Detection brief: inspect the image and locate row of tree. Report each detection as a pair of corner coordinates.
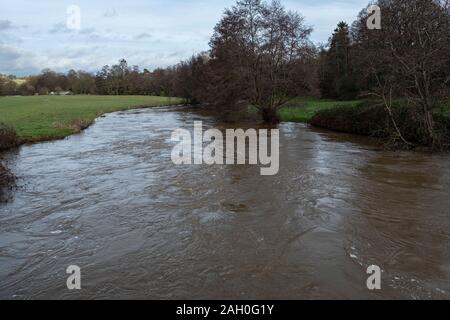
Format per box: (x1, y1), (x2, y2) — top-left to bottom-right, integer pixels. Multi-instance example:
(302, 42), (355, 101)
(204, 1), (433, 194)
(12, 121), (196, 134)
(1, 64), (177, 97)
(319, 0), (450, 145)
(0, 76), (20, 96)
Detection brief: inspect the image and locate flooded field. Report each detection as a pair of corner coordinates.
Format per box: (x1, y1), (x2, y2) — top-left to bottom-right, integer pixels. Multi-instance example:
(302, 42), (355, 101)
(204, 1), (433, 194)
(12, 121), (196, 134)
(1, 106), (449, 299)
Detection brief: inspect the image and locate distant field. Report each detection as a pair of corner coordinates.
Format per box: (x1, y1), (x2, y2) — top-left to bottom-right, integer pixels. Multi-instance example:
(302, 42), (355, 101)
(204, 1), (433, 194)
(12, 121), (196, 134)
(13, 78), (26, 85)
(0, 77), (26, 85)
(279, 97), (360, 123)
(0, 95), (182, 143)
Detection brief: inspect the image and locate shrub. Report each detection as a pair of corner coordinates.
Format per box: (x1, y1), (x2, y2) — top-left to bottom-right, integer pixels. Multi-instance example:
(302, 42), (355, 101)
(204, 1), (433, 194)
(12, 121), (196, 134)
(310, 101), (450, 149)
(0, 123), (19, 151)
(0, 162), (15, 203)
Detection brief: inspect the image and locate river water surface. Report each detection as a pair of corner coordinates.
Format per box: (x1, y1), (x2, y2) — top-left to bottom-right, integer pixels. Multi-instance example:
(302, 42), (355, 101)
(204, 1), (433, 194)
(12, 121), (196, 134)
(1, 106), (450, 299)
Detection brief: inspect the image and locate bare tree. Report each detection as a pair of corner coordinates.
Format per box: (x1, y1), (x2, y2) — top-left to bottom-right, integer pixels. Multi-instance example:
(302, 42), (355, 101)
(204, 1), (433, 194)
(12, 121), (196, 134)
(352, 0), (450, 147)
(209, 0), (314, 122)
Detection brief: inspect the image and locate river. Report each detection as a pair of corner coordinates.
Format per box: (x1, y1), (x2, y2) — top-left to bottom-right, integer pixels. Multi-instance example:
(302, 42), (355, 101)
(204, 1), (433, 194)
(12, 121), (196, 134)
(1, 106), (449, 299)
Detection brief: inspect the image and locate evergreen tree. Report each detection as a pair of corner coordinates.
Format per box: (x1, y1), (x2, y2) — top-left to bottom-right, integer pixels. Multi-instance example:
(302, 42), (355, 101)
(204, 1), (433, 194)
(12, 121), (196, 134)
(319, 22), (358, 100)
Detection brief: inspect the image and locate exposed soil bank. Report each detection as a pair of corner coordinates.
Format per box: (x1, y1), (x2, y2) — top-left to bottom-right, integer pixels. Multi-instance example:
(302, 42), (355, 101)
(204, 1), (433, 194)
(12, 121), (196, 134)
(310, 102), (450, 151)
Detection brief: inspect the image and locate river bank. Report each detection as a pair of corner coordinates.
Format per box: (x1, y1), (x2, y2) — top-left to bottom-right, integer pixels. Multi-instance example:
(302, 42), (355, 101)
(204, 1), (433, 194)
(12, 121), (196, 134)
(0, 160), (15, 203)
(0, 95), (182, 147)
(1, 106), (449, 299)
(309, 101), (450, 151)
(0, 96), (183, 200)
(2, 96), (449, 153)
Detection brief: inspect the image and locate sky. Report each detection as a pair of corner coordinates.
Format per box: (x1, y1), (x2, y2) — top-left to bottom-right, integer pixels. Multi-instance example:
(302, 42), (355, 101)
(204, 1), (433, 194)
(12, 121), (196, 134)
(0, 0), (368, 76)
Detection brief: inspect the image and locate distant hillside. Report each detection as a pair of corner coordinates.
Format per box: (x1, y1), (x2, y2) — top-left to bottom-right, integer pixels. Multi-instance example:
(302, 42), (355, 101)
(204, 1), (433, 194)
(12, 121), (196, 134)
(0, 76), (27, 85)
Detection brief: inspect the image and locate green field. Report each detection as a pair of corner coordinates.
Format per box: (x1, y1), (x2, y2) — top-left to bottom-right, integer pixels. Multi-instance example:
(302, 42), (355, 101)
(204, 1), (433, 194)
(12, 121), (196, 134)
(279, 97), (361, 123)
(0, 95), (182, 143)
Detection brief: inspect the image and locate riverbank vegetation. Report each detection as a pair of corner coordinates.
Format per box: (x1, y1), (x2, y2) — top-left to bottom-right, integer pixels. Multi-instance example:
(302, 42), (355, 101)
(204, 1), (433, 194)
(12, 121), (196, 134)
(0, 123), (19, 152)
(310, 101), (450, 149)
(0, 161), (15, 203)
(0, 95), (181, 144)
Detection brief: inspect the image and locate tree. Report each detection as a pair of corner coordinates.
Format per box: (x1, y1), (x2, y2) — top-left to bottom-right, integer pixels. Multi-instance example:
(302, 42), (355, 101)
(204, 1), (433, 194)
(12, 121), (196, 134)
(172, 53), (212, 104)
(28, 69), (69, 94)
(95, 66), (111, 95)
(18, 82), (36, 96)
(209, 0), (314, 122)
(0, 77), (4, 96)
(352, 0), (450, 147)
(0, 76), (18, 96)
(70, 71), (96, 94)
(319, 22), (358, 100)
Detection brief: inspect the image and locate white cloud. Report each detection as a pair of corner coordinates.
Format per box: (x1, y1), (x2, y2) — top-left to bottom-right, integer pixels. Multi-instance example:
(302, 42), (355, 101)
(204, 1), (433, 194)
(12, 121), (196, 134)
(104, 8), (118, 18)
(1, 0), (370, 76)
(0, 20), (13, 31)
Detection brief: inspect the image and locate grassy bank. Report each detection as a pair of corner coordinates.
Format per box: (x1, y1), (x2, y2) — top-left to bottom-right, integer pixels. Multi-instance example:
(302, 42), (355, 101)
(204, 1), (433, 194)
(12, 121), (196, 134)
(279, 97), (360, 123)
(0, 95), (182, 144)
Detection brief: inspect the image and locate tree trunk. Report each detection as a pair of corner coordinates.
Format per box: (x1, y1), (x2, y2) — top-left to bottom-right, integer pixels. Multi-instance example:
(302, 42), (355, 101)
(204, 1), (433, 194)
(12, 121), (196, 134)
(260, 108), (280, 123)
(423, 108), (435, 147)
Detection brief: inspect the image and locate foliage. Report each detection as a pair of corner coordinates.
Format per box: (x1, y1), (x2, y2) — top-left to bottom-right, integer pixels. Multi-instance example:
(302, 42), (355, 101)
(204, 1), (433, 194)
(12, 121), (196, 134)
(0, 123), (19, 151)
(319, 22), (359, 100)
(311, 101), (450, 149)
(208, 0), (316, 122)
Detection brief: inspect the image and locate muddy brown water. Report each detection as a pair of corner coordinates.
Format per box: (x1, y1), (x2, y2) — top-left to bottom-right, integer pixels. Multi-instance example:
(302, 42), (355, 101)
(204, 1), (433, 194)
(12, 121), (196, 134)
(0, 106), (449, 299)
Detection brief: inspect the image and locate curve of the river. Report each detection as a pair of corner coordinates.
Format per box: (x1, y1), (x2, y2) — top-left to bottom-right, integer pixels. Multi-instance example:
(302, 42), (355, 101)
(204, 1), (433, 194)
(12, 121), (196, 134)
(1, 106), (449, 299)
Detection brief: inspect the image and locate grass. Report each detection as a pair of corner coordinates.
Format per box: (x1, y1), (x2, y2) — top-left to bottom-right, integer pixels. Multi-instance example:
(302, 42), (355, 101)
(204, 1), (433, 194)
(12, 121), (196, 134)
(279, 97), (361, 123)
(0, 95), (182, 143)
(13, 79), (26, 85)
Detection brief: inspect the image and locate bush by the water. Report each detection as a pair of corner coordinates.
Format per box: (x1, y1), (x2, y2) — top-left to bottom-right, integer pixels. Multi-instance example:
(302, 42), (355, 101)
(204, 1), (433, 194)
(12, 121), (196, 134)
(310, 101), (450, 149)
(0, 123), (19, 151)
(0, 162), (15, 203)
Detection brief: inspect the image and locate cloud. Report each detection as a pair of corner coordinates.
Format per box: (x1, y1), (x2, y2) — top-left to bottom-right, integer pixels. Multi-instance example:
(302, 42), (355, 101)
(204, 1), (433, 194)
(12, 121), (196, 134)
(0, 43), (100, 75)
(104, 8), (118, 18)
(134, 33), (152, 40)
(0, 43), (39, 74)
(80, 27), (96, 35)
(49, 22), (72, 34)
(2, 0), (370, 76)
(0, 20), (13, 31)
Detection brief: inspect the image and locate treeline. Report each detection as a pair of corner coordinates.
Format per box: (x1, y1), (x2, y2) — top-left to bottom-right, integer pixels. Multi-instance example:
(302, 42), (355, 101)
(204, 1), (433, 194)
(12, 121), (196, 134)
(0, 62), (184, 97)
(319, 1), (450, 102)
(0, 57), (215, 99)
(317, 0), (450, 147)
